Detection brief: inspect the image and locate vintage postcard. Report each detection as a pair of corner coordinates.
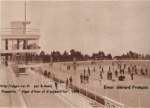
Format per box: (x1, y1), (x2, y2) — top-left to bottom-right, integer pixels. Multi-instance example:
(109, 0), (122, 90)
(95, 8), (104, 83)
(0, 0), (150, 108)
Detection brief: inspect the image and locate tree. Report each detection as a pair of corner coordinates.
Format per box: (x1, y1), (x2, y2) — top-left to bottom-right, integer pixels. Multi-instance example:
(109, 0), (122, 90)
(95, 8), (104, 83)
(107, 54), (112, 59)
(62, 51), (69, 61)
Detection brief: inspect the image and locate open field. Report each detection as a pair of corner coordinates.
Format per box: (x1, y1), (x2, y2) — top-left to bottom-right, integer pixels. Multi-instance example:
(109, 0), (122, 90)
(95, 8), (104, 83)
(40, 60), (150, 108)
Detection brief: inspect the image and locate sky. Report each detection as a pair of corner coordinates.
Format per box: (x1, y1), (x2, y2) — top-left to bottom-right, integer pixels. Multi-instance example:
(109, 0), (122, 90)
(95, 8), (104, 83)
(1, 0), (150, 56)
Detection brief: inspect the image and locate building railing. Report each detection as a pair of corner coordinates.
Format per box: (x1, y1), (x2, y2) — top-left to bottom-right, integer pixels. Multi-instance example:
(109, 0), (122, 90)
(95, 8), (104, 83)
(0, 28), (40, 35)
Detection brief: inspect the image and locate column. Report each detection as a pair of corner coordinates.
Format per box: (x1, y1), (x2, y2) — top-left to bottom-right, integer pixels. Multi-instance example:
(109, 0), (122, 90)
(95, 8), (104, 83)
(5, 39), (8, 50)
(23, 40), (27, 49)
(17, 40), (20, 49)
(5, 40), (8, 66)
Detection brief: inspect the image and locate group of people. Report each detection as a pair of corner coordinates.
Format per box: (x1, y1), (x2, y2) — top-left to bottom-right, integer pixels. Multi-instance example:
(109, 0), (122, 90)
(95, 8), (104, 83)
(79, 62), (149, 84)
(42, 62), (149, 90)
(111, 63), (149, 81)
(43, 70), (51, 78)
(80, 69), (90, 84)
(79, 66), (104, 84)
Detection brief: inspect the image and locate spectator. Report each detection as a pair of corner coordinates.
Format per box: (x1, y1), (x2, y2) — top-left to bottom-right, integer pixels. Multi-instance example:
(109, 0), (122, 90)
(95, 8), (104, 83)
(115, 70), (118, 77)
(145, 68), (148, 76)
(88, 67), (90, 76)
(66, 78), (69, 89)
(130, 73), (134, 80)
(69, 76), (72, 86)
(55, 82), (58, 89)
(80, 73), (83, 84)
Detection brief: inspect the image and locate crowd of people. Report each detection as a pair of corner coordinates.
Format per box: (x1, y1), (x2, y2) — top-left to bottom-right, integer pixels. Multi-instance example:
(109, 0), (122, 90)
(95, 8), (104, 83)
(78, 62), (149, 85)
(42, 61), (149, 90)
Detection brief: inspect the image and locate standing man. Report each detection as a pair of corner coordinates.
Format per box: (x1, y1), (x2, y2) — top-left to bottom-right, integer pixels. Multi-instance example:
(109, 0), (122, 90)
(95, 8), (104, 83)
(88, 67), (90, 76)
(66, 78), (69, 89)
(80, 73), (83, 84)
(115, 70), (118, 77)
(93, 66), (96, 72)
(55, 81), (58, 89)
(99, 71), (103, 79)
(131, 73), (134, 80)
(145, 68), (148, 76)
(69, 76), (73, 86)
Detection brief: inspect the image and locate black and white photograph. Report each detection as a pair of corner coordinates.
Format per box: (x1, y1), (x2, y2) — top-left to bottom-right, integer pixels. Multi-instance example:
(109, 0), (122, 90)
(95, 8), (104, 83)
(0, 0), (150, 108)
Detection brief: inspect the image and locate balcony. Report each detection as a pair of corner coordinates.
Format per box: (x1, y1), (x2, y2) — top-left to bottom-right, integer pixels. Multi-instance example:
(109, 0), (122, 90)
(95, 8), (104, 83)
(1, 28), (40, 40)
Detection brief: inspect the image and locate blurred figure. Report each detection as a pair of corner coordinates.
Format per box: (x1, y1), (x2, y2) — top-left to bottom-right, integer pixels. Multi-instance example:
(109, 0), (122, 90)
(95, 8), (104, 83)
(87, 74), (89, 83)
(128, 67), (131, 74)
(99, 65), (101, 69)
(47, 71), (51, 78)
(99, 71), (103, 79)
(84, 68), (86, 76)
(130, 72), (134, 80)
(55, 81), (58, 89)
(145, 68), (148, 76)
(107, 67), (112, 80)
(93, 66), (96, 72)
(66, 78), (69, 89)
(80, 73), (83, 84)
(44, 70), (47, 76)
(115, 70), (118, 77)
(88, 67), (91, 76)
(69, 76), (72, 86)
(140, 68), (144, 75)
(102, 67), (104, 73)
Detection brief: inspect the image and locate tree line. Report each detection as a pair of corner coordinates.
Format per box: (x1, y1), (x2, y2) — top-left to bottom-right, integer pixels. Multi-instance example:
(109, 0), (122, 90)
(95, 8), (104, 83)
(114, 51), (150, 60)
(30, 50), (150, 63)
